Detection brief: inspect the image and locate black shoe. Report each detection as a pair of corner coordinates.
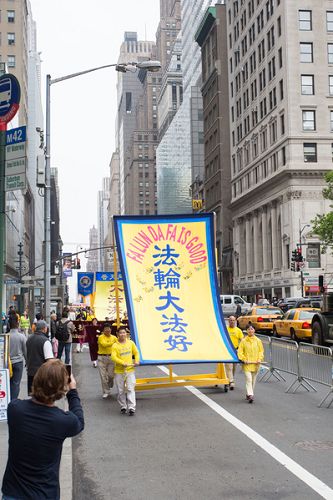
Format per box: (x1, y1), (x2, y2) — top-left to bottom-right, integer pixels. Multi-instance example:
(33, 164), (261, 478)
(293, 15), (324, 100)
(120, 408), (127, 414)
(248, 396), (254, 404)
(229, 385), (234, 391)
(128, 409), (135, 416)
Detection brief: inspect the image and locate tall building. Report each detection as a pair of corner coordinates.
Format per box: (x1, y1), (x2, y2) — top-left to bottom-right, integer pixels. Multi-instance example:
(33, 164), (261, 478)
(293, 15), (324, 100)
(157, 0), (221, 215)
(0, 1), (44, 313)
(196, 5), (233, 293)
(116, 32), (156, 214)
(227, 1), (333, 299)
(97, 177), (110, 269)
(86, 226), (98, 273)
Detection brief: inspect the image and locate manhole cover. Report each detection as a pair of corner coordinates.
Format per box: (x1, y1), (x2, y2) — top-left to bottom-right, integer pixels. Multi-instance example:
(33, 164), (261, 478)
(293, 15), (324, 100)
(295, 441), (333, 451)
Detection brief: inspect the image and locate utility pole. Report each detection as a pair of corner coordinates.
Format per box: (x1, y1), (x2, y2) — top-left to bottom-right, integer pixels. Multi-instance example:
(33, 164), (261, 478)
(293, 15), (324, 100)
(17, 242), (23, 313)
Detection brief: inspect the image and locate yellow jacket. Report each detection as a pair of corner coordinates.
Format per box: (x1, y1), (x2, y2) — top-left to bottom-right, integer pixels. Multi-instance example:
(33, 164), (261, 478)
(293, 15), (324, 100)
(111, 339), (139, 374)
(227, 326), (244, 349)
(97, 333), (117, 355)
(237, 335), (264, 372)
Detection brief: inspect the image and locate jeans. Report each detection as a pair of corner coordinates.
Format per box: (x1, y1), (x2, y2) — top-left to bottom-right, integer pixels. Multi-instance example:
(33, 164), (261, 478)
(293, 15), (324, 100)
(10, 361), (23, 400)
(57, 342), (71, 364)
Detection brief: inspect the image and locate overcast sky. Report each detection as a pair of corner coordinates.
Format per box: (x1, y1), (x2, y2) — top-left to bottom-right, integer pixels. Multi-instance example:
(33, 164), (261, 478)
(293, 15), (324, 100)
(30, 0), (160, 255)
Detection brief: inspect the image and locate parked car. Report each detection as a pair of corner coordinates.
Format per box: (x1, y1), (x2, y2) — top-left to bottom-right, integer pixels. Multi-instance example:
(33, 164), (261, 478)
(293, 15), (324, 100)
(272, 308), (320, 340)
(237, 306), (284, 333)
(257, 298), (270, 306)
(277, 297), (322, 313)
(220, 295), (251, 317)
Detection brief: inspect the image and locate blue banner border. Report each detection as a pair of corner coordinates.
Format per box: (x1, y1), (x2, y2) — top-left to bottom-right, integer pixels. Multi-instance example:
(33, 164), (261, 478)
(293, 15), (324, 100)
(113, 214), (238, 365)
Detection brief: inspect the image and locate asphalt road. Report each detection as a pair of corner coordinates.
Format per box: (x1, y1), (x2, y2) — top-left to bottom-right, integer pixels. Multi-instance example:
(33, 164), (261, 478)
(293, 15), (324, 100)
(72, 350), (333, 500)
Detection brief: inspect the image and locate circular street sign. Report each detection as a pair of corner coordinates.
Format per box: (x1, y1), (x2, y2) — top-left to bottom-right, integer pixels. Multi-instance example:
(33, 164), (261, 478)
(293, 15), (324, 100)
(0, 390), (6, 398)
(0, 73), (20, 123)
(79, 275), (92, 289)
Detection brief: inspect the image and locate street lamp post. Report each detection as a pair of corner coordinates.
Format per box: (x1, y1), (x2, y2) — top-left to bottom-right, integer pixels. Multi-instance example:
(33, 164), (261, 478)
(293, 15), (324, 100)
(43, 60), (161, 324)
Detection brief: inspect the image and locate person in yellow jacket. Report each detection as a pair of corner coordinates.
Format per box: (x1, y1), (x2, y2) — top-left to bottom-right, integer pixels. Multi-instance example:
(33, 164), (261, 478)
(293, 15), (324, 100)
(19, 310), (31, 337)
(97, 323), (117, 399)
(111, 327), (140, 416)
(224, 316), (244, 390)
(237, 324), (264, 403)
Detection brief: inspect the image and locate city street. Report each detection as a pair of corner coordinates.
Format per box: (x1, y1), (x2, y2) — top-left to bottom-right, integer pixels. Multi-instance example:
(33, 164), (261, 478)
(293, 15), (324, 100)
(72, 350), (333, 500)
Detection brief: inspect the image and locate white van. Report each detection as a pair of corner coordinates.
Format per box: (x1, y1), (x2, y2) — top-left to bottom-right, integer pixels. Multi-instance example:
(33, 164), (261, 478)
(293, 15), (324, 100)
(220, 295), (251, 317)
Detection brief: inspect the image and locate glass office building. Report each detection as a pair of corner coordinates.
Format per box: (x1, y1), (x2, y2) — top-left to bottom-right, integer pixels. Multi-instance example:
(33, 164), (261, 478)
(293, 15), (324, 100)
(157, 0), (222, 214)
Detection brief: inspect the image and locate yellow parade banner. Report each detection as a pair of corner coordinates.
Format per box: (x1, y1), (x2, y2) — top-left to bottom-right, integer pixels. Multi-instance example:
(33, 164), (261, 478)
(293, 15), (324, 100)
(113, 214), (237, 365)
(94, 272), (126, 321)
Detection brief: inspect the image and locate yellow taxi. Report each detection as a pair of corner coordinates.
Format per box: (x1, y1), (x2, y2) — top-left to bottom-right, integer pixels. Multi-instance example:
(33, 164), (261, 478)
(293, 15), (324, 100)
(272, 307), (320, 340)
(237, 306), (284, 333)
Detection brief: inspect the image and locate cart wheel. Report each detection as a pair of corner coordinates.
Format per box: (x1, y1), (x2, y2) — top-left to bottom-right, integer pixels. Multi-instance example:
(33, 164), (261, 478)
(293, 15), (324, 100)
(224, 385), (229, 393)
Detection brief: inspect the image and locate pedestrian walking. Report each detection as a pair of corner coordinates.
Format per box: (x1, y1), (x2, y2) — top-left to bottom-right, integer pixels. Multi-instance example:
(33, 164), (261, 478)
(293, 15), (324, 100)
(111, 327), (140, 416)
(26, 320), (54, 395)
(85, 317), (100, 367)
(19, 310), (31, 337)
(224, 315), (244, 390)
(50, 312), (58, 356)
(237, 324), (264, 403)
(8, 317), (26, 400)
(56, 310), (75, 365)
(97, 323), (116, 399)
(1, 359), (84, 500)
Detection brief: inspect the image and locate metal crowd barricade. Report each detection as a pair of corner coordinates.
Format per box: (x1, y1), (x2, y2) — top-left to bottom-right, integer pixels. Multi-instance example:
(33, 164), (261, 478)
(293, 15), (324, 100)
(256, 334), (284, 383)
(297, 343), (333, 408)
(269, 337), (310, 393)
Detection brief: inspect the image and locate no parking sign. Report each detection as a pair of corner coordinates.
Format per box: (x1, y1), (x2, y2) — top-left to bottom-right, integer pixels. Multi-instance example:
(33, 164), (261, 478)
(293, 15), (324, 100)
(0, 369), (10, 421)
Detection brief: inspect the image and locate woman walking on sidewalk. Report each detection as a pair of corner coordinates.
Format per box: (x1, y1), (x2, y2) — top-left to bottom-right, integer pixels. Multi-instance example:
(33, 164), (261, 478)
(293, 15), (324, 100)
(237, 324), (264, 403)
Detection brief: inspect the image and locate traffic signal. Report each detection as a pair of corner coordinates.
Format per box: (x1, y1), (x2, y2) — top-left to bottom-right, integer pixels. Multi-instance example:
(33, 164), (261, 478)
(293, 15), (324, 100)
(291, 250), (298, 261)
(296, 246), (303, 262)
(290, 262), (296, 272)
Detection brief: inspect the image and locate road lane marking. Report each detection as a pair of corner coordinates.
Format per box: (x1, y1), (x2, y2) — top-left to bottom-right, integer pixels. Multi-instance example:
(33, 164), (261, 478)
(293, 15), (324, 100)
(158, 365), (333, 500)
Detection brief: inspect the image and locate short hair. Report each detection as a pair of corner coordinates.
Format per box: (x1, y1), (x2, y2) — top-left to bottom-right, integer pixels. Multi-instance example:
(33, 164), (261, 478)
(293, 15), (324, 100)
(117, 327), (127, 334)
(61, 310), (69, 318)
(9, 316), (19, 329)
(36, 320), (48, 332)
(36, 313), (43, 321)
(32, 359), (68, 404)
(103, 323), (111, 329)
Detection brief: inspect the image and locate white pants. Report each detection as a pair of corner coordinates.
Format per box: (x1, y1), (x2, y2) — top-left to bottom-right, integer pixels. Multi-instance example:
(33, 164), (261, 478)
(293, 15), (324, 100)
(225, 363), (237, 385)
(114, 372), (136, 411)
(244, 370), (258, 396)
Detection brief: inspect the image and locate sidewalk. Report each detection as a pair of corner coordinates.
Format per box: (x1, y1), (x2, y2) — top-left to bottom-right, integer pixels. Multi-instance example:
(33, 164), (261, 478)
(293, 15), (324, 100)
(0, 370), (73, 500)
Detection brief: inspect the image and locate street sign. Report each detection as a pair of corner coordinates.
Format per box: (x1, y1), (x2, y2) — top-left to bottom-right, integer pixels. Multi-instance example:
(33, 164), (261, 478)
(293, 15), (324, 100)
(5, 157), (25, 175)
(6, 126), (26, 145)
(4, 278), (18, 284)
(6, 142), (26, 161)
(5, 173), (26, 191)
(0, 74), (20, 124)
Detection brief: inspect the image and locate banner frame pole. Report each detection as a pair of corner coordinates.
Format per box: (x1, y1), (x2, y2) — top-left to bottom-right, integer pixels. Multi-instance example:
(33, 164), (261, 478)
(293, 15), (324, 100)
(112, 219), (120, 328)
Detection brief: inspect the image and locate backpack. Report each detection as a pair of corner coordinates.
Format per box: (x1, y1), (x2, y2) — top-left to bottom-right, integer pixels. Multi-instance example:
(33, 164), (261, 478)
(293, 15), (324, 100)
(55, 320), (70, 342)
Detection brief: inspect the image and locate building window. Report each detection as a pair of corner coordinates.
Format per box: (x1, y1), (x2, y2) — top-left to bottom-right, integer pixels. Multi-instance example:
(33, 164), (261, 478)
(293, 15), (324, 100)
(328, 44), (333, 64)
(7, 55), (15, 68)
(125, 92), (132, 113)
(7, 10), (15, 23)
(303, 143), (317, 162)
(7, 33), (15, 45)
(327, 11), (333, 31)
(299, 10), (312, 30)
(300, 43), (313, 63)
(301, 75), (314, 95)
(302, 110), (316, 130)
(330, 110), (333, 131)
(280, 114), (285, 135)
(330, 76), (333, 95)
(331, 143), (333, 162)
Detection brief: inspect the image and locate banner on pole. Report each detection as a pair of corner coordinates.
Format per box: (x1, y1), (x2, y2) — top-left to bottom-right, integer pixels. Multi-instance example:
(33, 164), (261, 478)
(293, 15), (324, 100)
(113, 214), (237, 365)
(94, 272), (126, 321)
(77, 272), (94, 297)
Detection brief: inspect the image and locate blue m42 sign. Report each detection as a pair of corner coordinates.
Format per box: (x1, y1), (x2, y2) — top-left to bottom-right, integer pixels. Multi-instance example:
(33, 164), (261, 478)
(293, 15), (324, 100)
(6, 126), (26, 145)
